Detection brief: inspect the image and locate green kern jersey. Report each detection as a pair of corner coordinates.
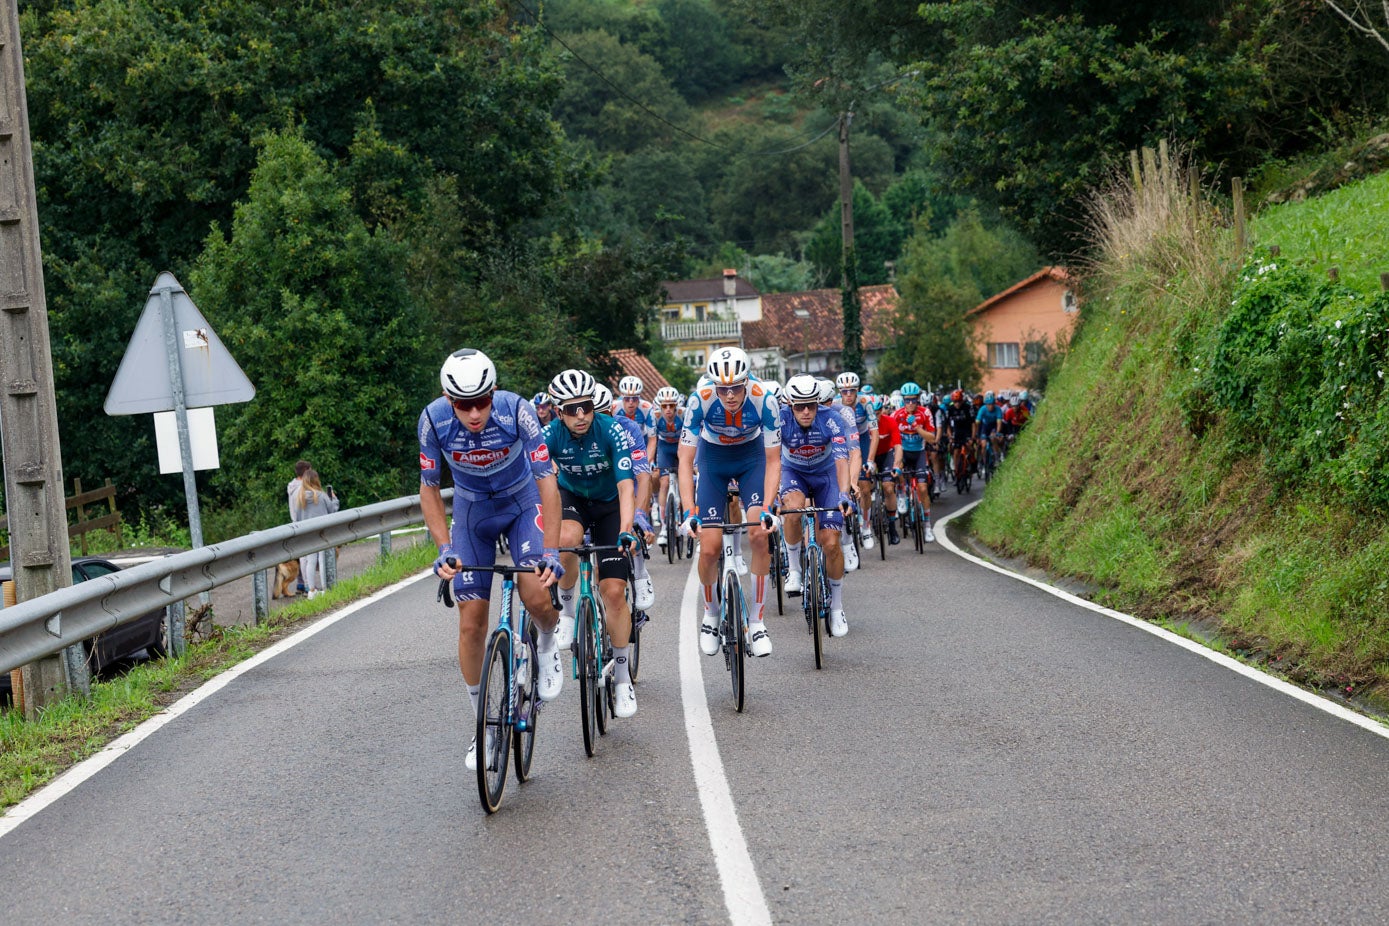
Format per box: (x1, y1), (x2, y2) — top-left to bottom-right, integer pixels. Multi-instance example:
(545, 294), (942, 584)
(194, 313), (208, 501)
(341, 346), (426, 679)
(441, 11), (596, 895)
(543, 414), (635, 501)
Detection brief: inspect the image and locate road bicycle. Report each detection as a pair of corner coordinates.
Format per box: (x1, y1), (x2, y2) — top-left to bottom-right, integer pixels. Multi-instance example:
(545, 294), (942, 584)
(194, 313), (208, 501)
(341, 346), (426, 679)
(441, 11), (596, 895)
(869, 479), (888, 561)
(901, 468), (932, 554)
(952, 438), (973, 495)
(710, 517), (769, 713)
(439, 561), (555, 814)
(557, 542), (627, 757)
(660, 467), (685, 565)
(623, 539), (649, 683)
(770, 518), (788, 616)
(780, 506), (838, 669)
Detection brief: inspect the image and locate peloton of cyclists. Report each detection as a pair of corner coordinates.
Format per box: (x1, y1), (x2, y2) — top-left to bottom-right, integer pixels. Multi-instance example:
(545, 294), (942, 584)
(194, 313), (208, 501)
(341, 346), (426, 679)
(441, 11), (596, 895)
(836, 372), (879, 555)
(891, 382), (937, 544)
(595, 381), (657, 613)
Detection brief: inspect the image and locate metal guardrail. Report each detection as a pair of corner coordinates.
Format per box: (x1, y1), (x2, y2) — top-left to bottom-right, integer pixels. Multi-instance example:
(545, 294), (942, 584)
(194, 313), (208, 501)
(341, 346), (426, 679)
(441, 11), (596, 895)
(0, 490), (449, 678)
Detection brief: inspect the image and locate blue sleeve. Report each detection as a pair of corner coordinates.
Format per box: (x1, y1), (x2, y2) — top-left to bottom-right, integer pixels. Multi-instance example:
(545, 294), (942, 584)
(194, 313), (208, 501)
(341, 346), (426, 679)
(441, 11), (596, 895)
(825, 412), (849, 461)
(518, 399), (554, 478)
(418, 407), (444, 488)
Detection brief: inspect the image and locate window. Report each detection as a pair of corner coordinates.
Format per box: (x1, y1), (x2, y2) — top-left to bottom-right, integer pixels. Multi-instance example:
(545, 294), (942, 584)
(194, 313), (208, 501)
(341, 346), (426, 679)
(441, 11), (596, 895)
(1062, 289), (1078, 313)
(685, 351), (705, 367)
(662, 306), (680, 322)
(1025, 341), (1045, 365)
(988, 342), (1020, 368)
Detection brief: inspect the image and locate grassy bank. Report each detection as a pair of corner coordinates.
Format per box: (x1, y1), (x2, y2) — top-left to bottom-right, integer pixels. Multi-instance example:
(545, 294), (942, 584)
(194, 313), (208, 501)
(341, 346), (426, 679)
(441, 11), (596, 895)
(972, 156), (1389, 710)
(0, 541), (435, 811)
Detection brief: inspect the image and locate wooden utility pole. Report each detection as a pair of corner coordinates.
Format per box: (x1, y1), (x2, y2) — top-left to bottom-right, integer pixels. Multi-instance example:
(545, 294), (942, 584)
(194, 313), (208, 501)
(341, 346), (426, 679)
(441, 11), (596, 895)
(0, 0), (81, 716)
(839, 111), (863, 373)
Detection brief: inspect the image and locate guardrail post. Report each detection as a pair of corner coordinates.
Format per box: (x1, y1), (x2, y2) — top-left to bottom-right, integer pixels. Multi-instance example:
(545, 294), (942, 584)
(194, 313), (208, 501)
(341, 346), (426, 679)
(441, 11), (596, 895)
(325, 546), (338, 589)
(63, 645), (91, 698)
(380, 531), (392, 558)
(167, 599), (186, 658)
(252, 568), (268, 624)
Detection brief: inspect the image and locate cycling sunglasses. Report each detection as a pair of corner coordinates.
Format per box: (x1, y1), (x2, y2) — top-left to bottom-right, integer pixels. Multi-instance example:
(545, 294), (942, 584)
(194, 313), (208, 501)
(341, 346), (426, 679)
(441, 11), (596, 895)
(790, 401), (819, 412)
(560, 400), (596, 416)
(450, 393), (494, 413)
(715, 384), (745, 397)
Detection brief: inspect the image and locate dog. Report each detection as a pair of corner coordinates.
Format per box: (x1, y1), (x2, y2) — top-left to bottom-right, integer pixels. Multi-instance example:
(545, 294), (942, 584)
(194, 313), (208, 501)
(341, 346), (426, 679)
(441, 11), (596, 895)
(272, 559), (301, 599)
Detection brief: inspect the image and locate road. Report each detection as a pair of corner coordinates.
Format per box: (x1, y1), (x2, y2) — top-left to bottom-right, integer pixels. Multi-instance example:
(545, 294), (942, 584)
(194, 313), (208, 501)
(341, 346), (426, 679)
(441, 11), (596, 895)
(4, 487), (1389, 924)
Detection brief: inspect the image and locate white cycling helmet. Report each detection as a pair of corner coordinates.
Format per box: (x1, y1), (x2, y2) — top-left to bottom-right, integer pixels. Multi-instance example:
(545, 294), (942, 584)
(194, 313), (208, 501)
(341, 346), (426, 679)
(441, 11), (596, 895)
(654, 385), (680, 404)
(440, 348), (497, 399)
(548, 369), (596, 404)
(706, 346), (750, 386)
(593, 382), (614, 414)
(817, 379), (835, 404)
(835, 371), (860, 390)
(618, 375), (644, 397)
(762, 379), (782, 399)
(784, 374), (820, 404)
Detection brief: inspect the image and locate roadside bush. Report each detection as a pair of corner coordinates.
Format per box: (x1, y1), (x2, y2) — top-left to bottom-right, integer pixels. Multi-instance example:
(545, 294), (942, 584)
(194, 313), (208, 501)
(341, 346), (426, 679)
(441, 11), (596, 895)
(1203, 257), (1389, 509)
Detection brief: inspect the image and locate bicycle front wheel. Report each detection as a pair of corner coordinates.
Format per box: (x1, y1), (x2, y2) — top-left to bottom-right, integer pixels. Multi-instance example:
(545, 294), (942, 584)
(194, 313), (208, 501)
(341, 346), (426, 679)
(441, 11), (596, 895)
(773, 530), (786, 616)
(576, 598), (599, 757)
(807, 549), (824, 670)
(596, 625), (611, 737)
(476, 630), (512, 814)
(724, 571), (746, 713)
(665, 496), (679, 564)
(913, 499), (926, 554)
(513, 628), (538, 784)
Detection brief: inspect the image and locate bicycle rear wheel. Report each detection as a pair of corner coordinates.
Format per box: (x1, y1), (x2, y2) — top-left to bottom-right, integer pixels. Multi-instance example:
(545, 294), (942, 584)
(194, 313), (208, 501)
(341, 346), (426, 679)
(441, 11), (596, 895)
(576, 598), (598, 757)
(724, 571), (745, 713)
(596, 627), (611, 736)
(629, 612), (643, 683)
(772, 530), (786, 616)
(513, 628), (538, 783)
(476, 630), (512, 814)
(807, 549), (824, 670)
(872, 492), (887, 560)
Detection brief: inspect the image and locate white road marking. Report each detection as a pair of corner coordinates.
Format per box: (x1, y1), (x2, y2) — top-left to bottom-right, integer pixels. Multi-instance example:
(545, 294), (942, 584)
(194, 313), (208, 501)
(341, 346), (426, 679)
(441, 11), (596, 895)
(679, 560), (773, 926)
(936, 502), (1389, 740)
(0, 569), (434, 841)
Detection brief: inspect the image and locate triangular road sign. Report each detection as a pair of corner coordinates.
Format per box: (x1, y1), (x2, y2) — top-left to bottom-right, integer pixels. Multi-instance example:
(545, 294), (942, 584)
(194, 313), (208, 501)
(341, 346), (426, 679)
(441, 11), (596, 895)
(104, 271), (255, 415)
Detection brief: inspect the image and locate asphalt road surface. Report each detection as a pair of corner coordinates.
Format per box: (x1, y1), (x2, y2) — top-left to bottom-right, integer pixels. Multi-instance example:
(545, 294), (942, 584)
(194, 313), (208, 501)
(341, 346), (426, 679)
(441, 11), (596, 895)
(5, 485), (1389, 925)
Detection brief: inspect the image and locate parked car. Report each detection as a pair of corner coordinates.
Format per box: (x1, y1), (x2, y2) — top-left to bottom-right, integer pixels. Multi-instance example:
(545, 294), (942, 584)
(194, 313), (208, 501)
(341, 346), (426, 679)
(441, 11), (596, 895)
(0, 556), (167, 704)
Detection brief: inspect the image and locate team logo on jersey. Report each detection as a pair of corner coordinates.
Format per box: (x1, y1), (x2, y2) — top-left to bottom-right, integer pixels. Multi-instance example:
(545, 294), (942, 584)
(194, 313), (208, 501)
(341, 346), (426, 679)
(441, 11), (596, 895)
(631, 448), (646, 461)
(699, 388), (713, 400)
(452, 448), (508, 466)
(789, 444), (822, 458)
(831, 435), (845, 444)
(529, 444), (550, 463)
(419, 452), (437, 471)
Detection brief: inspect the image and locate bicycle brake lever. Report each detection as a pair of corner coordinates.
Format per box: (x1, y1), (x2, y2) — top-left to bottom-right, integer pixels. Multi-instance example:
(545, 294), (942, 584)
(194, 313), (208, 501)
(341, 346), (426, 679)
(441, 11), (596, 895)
(437, 555), (458, 608)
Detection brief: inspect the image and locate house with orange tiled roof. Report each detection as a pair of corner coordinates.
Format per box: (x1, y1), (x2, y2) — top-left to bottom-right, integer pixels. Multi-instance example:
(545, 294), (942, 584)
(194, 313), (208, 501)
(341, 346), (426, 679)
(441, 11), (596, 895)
(966, 267), (1078, 394)
(658, 269), (761, 373)
(607, 348), (670, 393)
(743, 285), (900, 384)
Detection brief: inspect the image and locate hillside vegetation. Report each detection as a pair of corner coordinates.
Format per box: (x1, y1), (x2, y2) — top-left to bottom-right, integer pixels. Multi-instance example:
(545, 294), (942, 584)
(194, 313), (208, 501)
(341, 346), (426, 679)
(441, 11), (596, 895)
(972, 159), (1389, 708)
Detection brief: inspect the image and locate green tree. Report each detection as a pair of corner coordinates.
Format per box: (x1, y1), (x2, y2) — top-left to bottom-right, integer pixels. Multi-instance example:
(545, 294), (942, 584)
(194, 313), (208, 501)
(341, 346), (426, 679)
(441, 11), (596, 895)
(805, 180), (901, 286)
(551, 30), (692, 152)
(878, 208), (1038, 389)
(708, 123), (839, 254)
(191, 129), (433, 505)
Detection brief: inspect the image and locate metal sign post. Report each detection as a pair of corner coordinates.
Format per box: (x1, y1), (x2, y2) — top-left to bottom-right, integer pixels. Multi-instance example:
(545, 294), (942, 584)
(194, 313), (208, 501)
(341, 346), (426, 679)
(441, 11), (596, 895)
(158, 284), (204, 552)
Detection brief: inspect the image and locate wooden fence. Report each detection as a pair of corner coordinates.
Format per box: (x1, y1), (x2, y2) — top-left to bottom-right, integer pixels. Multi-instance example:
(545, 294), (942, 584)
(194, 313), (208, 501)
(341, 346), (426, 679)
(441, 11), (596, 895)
(0, 477), (123, 562)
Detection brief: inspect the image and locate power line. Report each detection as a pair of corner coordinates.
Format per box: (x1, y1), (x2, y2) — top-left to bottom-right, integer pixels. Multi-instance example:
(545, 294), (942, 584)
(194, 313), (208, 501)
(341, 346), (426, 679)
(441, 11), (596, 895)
(505, 0), (839, 158)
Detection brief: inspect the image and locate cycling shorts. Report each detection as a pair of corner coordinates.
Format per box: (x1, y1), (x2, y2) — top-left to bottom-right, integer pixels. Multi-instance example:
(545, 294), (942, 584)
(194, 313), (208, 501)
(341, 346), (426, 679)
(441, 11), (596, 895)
(875, 452), (896, 480)
(655, 441), (679, 473)
(779, 466), (844, 531)
(694, 440), (766, 525)
(559, 489), (631, 583)
(900, 450), (929, 476)
(450, 484), (546, 601)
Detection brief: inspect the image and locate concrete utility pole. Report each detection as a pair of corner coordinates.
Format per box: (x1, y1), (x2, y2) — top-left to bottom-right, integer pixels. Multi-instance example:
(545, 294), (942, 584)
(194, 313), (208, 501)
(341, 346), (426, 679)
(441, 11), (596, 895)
(0, 0), (81, 716)
(839, 111), (863, 373)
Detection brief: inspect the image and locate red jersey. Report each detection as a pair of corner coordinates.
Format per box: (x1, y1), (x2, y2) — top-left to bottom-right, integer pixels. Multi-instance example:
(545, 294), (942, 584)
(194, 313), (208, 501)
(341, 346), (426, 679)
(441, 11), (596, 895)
(875, 412), (901, 452)
(1004, 404), (1031, 427)
(892, 406), (936, 452)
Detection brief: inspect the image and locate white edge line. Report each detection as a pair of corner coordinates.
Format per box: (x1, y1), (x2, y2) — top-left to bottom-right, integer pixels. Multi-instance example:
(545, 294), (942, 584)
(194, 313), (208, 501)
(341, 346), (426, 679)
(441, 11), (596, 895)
(679, 559), (773, 926)
(936, 501), (1389, 741)
(0, 568), (436, 842)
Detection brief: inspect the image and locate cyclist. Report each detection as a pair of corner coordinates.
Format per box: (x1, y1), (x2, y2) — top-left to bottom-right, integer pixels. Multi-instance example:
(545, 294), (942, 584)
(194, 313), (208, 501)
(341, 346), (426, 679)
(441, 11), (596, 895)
(544, 370), (640, 719)
(595, 382), (656, 611)
(1004, 394), (1031, 432)
(837, 371), (878, 553)
(975, 390), (1005, 470)
(943, 389), (975, 485)
(777, 375), (854, 636)
(615, 375), (658, 472)
(873, 395), (903, 544)
(421, 349), (566, 772)
(892, 381), (937, 543)
(652, 385), (683, 547)
(678, 347), (781, 658)
(925, 392), (947, 495)
(532, 392), (555, 427)
(817, 378), (862, 571)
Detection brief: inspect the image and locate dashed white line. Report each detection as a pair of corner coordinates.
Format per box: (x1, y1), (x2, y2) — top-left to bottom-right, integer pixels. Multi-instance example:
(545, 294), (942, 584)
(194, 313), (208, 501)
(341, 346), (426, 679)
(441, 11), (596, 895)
(678, 559), (773, 926)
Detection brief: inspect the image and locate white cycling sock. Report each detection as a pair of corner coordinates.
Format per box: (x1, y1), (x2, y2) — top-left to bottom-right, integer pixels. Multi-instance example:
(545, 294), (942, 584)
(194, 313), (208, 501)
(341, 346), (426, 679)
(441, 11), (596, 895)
(751, 576), (766, 623)
(558, 585), (577, 618)
(703, 584), (718, 618)
(467, 683), (481, 719)
(829, 577), (843, 610)
(614, 645), (631, 683)
(786, 542), (802, 570)
(633, 551), (650, 579)
(535, 624), (557, 654)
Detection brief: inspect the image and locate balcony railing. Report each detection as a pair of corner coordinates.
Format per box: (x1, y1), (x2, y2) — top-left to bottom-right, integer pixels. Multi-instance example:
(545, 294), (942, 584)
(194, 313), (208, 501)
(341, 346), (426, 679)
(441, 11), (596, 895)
(660, 319), (742, 342)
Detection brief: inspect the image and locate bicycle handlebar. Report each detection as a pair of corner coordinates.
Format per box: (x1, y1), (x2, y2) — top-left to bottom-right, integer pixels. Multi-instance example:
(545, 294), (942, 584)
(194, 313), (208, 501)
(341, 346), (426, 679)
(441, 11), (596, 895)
(437, 558), (563, 611)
